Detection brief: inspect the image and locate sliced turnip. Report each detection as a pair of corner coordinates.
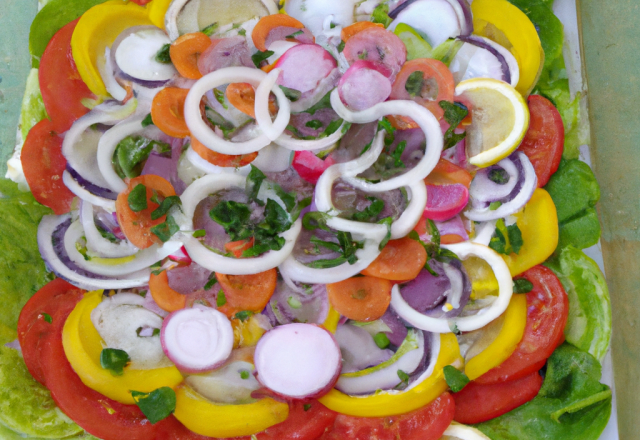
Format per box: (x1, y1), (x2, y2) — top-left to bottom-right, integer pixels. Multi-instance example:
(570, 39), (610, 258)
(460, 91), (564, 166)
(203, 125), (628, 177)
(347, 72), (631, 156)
(254, 323), (341, 399)
(114, 27), (177, 82)
(185, 360), (261, 404)
(197, 36), (253, 75)
(342, 27), (407, 79)
(338, 60), (392, 111)
(161, 305), (234, 373)
(274, 44), (338, 94)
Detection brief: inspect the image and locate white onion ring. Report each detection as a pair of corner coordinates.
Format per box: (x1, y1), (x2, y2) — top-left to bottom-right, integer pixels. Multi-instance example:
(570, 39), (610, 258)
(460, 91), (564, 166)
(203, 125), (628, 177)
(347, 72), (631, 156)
(254, 68), (291, 141)
(274, 120), (349, 151)
(390, 241), (513, 333)
(469, 157), (519, 202)
(329, 89), (443, 192)
(80, 201), (139, 258)
(178, 173), (301, 275)
(185, 146), (252, 175)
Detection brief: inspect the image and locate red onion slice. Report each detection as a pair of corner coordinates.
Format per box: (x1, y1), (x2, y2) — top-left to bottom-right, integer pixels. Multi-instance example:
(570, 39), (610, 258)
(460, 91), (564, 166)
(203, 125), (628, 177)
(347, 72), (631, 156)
(113, 27), (177, 82)
(469, 156), (519, 202)
(161, 305), (234, 373)
(254, 323), (341, 399)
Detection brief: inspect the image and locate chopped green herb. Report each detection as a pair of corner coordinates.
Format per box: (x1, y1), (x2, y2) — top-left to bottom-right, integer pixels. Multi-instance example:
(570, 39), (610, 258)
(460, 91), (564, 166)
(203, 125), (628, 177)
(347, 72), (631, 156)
(128, 184), (148, 212)
(131, 388), (176, 424)
(210, 201), (253, 241)
(237, 28), (247, 36)
(233, 310), (254, 321)
(279, 85), (302, 102)
(377, 217), (393, 250)
(329, 22), (337, 29)
(489, 201), (503, 211)
(443, 365), (470, 392)
(203, 273), (217, 290)
(303, 404), (312, 411)
(351, 197), (385, 221)
(405, 71), (425, 98)
(488, 168), (509, 184)
(390, 140), (406, 168)
(136, 327), (160, 337)
(287, 296), (302, 309)
(100, 348), (130, 376)
(193, 229), (207, 238)
(213, 89), (228, 110)
(378, 117), (396, 136)
(251, 50), (274, 68)
(302, 211), (331, 231)
(216, 290), (227, 307)
(141, 113), (154, 127)
(306, 230), (364, 269)
(285, 29), (304, 38)
(358, 49), (369, 60)
(246, 165), (267, 205)
(489, 219), (524, 255)
(337, 41), (346, 52)
(371, 3), (392, 27)
(201, 23), (219, 37)
(395, 369), (410, 389)
(450, 322), (461, 335)
(41, 312), (52, 324)
(305, 119), (324, 130)
(150, 215), (179, 242)
(150, 260), (165, 276)
(373, 332), (390, 349)
(304, 91), (333, 115)
(513, 278), (534, 294)
(155, 44), (172, 64)
(323, 119), (343, 137)
(439, 101), (468, 150)
(151, 196), (182, 221)
(240, 370), (251, 380)
(113, 136), (160, 179)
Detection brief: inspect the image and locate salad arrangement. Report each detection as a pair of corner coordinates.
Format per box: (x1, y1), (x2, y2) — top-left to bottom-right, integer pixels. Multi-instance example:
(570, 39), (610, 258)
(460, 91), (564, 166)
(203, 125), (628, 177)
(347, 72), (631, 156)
(0, 0), (613, 439)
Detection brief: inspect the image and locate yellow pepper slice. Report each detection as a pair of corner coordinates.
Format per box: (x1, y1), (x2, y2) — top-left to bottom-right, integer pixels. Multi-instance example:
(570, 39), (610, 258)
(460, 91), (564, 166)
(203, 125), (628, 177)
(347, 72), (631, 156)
(174, 384), (289, 437)
(318, 333), (462, 417)
(62, 290), (183, 405)
(146, 0), (173, 29)
(322, 304), (341, 333)
(464, 294), (527, 380)
(71, 1), (154, 98)
(502, 188), (558, 276)
(471, 0), (544, 96)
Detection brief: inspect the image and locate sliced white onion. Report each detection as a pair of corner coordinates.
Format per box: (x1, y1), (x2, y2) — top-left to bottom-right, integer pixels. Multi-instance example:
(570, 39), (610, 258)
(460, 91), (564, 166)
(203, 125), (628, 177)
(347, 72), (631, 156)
(114, 27), (177, 82)
(185, 146), (252, 175)
(330, 89), (443, 192)
(62, 171), (117, 212)
(391, 242), (513, 333)
(185, 67), (290, 155)
(185, 360), (260, 404)
(161, 305), (234, 373)
(254, 68), (291, 141)
(390, 182), (427, 239)
(179, 173), (301, 275)
(251, 142), (292, 172)
(98, 47), (127, 101)
(469, 157), (519, 202)
(335, 324), (393, 374)
(443, 424), (492, 440)
(266, 40), (299, 65)
(388, 0), (461, 47)
(80, 201), (139, 258)
(37, 215), (150, 290)
(471, 220), (498, 247)
(63, 220), (182, 276)
(284, 0), (355, 37)
(480, 37), (519, 88)
(254, 323), (341, 399)
(465, 152), (537, 222)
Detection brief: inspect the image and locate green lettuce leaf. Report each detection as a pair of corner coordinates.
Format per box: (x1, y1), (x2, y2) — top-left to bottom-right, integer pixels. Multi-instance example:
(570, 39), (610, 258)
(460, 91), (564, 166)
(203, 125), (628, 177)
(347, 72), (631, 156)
(545, 159), (601, 250)
(476, 344), (612, 440)
(18, 69), (48, 143)
(545, 246), (611, 361)
(0, 179), (54, 329)
(29, 0), (109, 67)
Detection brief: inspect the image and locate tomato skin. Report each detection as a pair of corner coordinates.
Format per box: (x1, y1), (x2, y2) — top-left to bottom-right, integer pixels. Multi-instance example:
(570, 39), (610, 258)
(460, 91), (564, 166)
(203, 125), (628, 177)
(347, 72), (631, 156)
(21, 119), (76, 214)
(292, 151), (336, 184)
(453, 372), (543, 424)
(39, 19), (95, 133)
(517, 95), (564, 187)
(319, 393), (455, 440)
(476, 265), (568, 384)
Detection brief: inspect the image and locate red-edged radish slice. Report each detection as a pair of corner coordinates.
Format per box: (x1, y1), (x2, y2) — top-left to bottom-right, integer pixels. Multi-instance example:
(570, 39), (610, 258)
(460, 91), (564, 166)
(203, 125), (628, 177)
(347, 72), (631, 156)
(161, 305), (233, 373)
(424, 183), (469, 222)
(338, 60), (392, 111)
(274, 44), (337, 93)
(254, 323), (341, 399)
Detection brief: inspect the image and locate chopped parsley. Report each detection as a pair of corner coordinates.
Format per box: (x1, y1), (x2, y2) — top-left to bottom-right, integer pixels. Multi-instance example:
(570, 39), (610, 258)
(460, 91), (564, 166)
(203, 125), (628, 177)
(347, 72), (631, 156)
(154, 44), (171, 64)
(150, 216), (180, 242)
(405, 71), (425, 98)
(489, 219), (524, 255)
(251, 50), (274, 68)
(131, 387), (176, 424)
(443, 365), (470, 392)
(213, 89), (228, 109)
(100, 348), (130, 376)
(151, 195), (182, 220)
(201, 23), (219, 37)
(127, 184), (148, 212)
(439, 101), (469, 150)
(514, 278), (534, 294)
(371, 3), (392, 27)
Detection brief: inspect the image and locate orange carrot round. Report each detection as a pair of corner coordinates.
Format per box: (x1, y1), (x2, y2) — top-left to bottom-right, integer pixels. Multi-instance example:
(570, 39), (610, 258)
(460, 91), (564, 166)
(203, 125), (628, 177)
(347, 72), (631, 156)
(341, 21), (385, 42)
(151, 87), (191, 138)
(252, 15), (306, 52)
(170, 32), (212, 79)
(326, 276), (392, 322)
(191, 136), (258, 167)
(149, 271), (187, 312)
(216, 269), (278, 317)
(361, 238), (427, 281)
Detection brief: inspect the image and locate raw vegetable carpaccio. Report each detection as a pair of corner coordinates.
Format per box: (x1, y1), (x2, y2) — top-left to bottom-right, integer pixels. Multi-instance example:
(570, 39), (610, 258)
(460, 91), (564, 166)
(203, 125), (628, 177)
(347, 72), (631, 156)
(1, 0), (612, 439)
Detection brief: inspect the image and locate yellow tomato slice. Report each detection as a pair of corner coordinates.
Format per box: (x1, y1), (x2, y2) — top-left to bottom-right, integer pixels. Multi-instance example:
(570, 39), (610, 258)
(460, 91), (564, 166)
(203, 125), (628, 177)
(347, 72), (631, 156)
(174, 384), (289, 437)
(503, 188), (559, 276)
(471, 0), (544, 96)
(318, 333), (462, 417)
(62, 290), (183, 404)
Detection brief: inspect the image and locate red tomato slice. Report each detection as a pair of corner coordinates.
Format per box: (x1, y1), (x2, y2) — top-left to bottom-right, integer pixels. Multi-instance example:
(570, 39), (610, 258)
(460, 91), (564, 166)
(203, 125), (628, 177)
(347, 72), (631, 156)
(319, 393), (455, 440)
(292, 151), (336, 184)
(517, 95), (564, 187)
(21, 119), (76, 214)
(453, 372), (543, 424)
(17, 278), (84, 384)
(39, 19), (95, 133)
(476, 265), (569, 384)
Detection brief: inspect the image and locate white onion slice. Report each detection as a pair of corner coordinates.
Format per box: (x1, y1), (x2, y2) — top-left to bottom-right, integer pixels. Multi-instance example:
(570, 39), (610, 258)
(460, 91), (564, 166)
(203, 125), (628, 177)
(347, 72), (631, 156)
(465, 152), (537, 222)
(330, 89), (443, 192)
(389, 0), (461, 47)
(390, 182), (427, 239)
(254, 68), (291, 141)
(469, 157), (519, 202)
(179, 173), (301, 275)
(251, 142), (292, 172)
(114, 27), (177, 82)
(471, 220), (498, 247)
(443, 424), (492, 440)
(480, 37), (520, 88)
(254, 323), (341, 399)
(185, 146), (252, 175)
(80, 201), (139, 258)
(98, 47), (127, 101)
(161, 305), (234, 373)
(63, 220), (182, 276)
(391, 242), (513, 333)
(62, 171), (116, 212)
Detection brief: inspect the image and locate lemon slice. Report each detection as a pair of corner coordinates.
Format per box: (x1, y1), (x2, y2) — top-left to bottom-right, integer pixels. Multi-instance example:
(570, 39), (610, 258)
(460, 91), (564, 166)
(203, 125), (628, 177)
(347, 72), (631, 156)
(455, 78), (529, 168)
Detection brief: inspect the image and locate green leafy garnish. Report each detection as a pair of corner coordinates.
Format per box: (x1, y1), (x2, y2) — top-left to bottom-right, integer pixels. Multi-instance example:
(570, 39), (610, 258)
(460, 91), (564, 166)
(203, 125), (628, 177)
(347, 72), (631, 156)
(204, 273), (217, 291)
(307, 230), (364, 269)
(246, 165), (267, 205)
(337, 41), (346, 52)
(405, 71), (425, 98)
(279, 85), (302, 102)
(237, 28), (246, 36)
(377, 217), (393, 250)
(240, 370), (251, 380)
(150, 216), (179, 242)
(488, 168), (509, 184)
(439, 101), (468, 150)
(243, 199), (292, 257)
(304, 91), (333, 115)
(489, 201), (503, 211)
(351, 197), (385, 222)
(233, 311), (254, 321)
(302, 211), (331, 231)
(113, 136), (168, 179)
(489, 219), (524, 255)
(193, 229), (206, 238)
(201, 22), (219, 37)
(305, 120), (324, 130)
(395, 369), (410, 390)
(373, 332), (390, 349)
(443, 365), (470, 392)
(407, 220), (459, 274)
(210, 201), (253, 241)
(371, 3), (392, 27)
(127, 184), (148, 212)
(155, 44), (172, 64)
(287, 296), (302, 309)
(303, 403), (312, 411)
(100, 348), (130, 376)
(131, 387), (176, 424)
(141, 113), (154, 127)
(285, 30), (304, 38)
(251, 50), (274, 68)
(213, 89), (228, 109)
(513, 278), (534, 294)
(41, 313), (52, 324)
(216, 290), (227, 307)
(151, 196), (182, 221)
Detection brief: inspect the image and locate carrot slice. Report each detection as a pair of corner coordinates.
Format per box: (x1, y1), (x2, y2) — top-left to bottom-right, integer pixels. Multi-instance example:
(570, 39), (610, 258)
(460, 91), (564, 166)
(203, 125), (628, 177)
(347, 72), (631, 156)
(170, 32), (212, 79)
(115, 175), (176, 249)
(226, 82), (258, 118)
(425, 158), (473, 188)
(326, 276), (392, 322)
(252, 15), (306, 52)
(361, 238), (427, 281)
(191, 136), (258, 167)
(215, 269), (278, 317)
(151, 87), (191, 138)
(341, 22), (385, 42)
(224, 238), (256, 258)
(441, 234), (465, 244)
(149, 271), (187, 312)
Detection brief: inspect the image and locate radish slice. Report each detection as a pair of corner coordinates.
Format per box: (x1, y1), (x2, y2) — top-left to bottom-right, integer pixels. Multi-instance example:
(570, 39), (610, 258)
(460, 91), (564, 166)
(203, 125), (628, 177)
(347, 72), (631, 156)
(338, 60), (392, 111)
(391, 242), (513, 333)
(161, 305), (234, 374)
(114, 27), (177, 82)
(274, 44), (338, 94)
(254, 323), (341, 399)
(423, 183), (469, 222)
